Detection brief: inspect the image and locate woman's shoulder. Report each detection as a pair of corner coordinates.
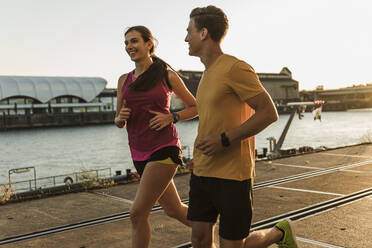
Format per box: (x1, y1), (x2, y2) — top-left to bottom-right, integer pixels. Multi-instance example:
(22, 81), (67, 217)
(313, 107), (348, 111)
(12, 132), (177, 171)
(167, 69), (181, 81)
(117, 72), (131, 87)
(119, 72), (130, 81)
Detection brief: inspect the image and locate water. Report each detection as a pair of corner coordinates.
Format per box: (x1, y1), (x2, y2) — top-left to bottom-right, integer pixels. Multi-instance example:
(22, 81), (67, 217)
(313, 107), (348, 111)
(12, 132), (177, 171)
(1, 111), (372, 184)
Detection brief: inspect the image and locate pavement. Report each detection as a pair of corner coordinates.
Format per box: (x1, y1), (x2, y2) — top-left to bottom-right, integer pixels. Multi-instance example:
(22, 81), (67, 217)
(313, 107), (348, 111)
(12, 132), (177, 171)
(1, 144), (372, 248)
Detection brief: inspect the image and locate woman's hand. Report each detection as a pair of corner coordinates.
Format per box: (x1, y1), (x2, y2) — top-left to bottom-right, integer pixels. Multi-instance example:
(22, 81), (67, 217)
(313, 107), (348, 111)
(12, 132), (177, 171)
(149, 110), (173, 131)
(115, 100), (131, 128)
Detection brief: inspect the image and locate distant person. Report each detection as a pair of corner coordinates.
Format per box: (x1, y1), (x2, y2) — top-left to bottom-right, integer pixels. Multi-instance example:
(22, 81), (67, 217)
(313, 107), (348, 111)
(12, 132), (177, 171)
(115, 25), (198, 248)
(297, 105), (306, 120)
(312, 105), (322, 121)
(185, 6), (298, 248)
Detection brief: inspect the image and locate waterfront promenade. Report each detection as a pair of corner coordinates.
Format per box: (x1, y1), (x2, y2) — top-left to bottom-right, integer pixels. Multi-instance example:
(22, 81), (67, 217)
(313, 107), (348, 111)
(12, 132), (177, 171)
(1, 144), (371, 247)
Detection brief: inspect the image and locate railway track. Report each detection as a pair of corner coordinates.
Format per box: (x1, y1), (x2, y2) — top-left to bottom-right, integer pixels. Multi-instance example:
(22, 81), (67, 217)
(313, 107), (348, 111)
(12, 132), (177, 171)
(174, 187), (372, 248)
(0, 159), (371, 246)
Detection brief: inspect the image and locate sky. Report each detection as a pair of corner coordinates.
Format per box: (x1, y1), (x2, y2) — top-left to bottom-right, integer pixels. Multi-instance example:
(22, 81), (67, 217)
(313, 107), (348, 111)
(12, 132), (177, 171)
(0, 0), (371, 90)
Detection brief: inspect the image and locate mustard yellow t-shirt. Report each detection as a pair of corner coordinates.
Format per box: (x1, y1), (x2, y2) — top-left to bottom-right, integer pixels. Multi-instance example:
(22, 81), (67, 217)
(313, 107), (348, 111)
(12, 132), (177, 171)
(193, 54), (265, 181)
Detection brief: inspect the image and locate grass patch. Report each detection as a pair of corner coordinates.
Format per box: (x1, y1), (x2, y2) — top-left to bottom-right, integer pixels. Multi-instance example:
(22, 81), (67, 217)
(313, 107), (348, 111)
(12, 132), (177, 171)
(360, 129), (372, 143)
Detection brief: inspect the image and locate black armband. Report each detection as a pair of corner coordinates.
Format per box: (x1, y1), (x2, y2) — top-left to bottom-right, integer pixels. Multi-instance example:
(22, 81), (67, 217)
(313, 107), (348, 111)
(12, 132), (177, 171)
(221, 132), (230, 147)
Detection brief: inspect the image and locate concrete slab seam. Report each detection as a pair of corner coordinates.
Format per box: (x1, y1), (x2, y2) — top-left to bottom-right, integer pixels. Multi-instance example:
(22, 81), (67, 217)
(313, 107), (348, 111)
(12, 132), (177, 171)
(268, 185), (345, 196)
(88, 191), (134, 204)
(296, 196), (367, 223)
(271, 162), (323, 170)
(340, 169), (372, 174)
(251, 188), (372, 231)
(336, 159), (372, 170)
(322, 152), (372, 159)
(297, 236), (345, 248)
(256, 159), (372, 190)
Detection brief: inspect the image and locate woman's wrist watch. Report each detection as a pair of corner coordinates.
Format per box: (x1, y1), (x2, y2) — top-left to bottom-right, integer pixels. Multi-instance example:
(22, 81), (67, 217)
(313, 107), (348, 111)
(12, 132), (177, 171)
(172, 112), (180, 123)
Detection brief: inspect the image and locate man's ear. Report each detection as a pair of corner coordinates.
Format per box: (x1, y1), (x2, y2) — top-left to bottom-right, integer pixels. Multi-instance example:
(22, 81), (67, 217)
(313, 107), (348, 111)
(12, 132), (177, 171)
(200, 28), (208, 41)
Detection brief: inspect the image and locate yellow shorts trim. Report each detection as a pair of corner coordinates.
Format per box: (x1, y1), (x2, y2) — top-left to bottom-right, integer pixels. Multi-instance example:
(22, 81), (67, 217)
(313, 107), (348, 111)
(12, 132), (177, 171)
(155, 157), (175, 165)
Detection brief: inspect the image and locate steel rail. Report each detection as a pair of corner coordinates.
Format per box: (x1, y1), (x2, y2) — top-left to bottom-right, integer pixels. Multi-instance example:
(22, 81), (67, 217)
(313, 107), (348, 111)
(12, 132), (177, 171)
(173, 187), (372, 248)
(0, 159), (371, 246)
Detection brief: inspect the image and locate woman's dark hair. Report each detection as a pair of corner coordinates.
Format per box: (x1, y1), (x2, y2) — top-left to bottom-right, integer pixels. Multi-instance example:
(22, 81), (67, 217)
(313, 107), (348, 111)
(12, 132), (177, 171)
(124, 26), (172, 91)
(190, 5), (229, 43)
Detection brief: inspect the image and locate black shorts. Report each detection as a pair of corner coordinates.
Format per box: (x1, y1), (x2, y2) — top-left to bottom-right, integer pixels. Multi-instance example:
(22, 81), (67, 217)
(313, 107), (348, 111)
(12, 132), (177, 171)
(133, 146), (183, 177)
(187, 173), (253, 240)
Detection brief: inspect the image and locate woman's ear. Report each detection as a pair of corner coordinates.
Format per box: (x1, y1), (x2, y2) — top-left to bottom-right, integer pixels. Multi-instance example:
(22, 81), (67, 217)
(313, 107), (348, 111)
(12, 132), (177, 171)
(146, 40), (154, 53)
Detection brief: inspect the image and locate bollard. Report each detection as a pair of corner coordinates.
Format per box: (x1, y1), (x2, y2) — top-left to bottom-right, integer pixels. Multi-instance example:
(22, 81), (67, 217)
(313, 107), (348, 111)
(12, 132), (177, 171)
(263, 147), (268, 157)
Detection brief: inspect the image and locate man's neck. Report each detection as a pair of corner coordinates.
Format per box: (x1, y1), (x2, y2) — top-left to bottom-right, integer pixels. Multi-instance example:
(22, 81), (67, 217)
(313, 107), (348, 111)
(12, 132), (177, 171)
(199, 44), (223, 70)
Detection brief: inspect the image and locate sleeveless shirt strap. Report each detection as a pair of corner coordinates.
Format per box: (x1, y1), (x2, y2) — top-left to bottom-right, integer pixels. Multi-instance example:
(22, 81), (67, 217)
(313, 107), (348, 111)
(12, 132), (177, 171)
(119, 73), (130, 94)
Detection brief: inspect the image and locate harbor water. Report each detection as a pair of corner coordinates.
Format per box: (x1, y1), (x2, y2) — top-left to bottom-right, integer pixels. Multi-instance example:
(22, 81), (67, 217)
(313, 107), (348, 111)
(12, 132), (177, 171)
(1, 111), (372, 184)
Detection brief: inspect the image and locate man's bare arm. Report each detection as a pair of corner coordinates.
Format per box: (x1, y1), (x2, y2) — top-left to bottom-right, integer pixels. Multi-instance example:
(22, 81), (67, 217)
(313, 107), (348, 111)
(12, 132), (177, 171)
(196, 90), (278, 156)
(226, 90), (278, 143)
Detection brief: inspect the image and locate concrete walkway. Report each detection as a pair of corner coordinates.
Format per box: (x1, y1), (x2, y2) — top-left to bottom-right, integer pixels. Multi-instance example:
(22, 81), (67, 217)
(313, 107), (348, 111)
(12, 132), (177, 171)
(1, 144), (371, 247)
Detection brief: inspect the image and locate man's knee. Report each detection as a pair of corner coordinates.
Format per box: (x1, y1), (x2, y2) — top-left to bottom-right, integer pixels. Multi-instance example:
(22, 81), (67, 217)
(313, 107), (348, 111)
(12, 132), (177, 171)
(191, 234), (213, 248)
(191, 226), (214, 248)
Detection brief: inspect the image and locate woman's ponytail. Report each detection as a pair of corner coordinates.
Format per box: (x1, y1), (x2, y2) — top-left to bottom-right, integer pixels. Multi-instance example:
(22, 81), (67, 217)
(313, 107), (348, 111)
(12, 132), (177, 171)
(127, 56), (172, 91)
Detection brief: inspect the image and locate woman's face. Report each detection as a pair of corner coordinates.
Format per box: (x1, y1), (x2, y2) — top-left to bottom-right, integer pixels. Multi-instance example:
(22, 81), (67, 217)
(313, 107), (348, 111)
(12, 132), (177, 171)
(125, 30), (152, 62)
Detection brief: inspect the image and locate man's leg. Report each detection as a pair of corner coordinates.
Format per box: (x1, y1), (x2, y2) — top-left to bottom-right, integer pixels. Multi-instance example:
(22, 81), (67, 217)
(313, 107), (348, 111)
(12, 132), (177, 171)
(191, 221), (215, 248)
(243, 227), (282, 248)
(187, 174), (218, 248)
(219, 220), (298, 248)
(220, 227), (281, 248)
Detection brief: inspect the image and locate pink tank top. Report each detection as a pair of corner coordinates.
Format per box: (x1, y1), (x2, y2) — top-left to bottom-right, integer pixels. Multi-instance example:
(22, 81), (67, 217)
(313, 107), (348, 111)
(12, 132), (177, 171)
(122, 71), (180, 161)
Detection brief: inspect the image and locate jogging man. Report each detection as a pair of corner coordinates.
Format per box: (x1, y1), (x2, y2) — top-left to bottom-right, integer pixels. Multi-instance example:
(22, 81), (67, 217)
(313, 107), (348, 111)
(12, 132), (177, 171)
(185, 5), (298, 248)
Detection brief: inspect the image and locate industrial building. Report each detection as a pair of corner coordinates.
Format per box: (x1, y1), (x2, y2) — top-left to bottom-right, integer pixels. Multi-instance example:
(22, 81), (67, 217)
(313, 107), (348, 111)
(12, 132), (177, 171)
(300, 85), (372, 111)
(0, 76), (114, 129)
(172, 67), (300, 111)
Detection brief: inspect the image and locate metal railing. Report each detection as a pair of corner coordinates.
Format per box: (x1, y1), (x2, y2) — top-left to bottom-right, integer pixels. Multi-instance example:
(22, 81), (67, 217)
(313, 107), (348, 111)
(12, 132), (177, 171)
(1, 168), (112, 193)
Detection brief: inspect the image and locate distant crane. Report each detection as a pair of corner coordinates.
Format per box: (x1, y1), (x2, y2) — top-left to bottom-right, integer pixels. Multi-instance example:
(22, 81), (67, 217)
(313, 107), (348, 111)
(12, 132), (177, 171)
(267, 101), (324, 159)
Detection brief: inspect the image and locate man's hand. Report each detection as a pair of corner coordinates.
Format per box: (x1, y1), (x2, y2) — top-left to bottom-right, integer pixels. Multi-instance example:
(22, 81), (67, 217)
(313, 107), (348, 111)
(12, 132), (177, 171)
(149, 110), (173, 131)
(196, 134), (225, 156)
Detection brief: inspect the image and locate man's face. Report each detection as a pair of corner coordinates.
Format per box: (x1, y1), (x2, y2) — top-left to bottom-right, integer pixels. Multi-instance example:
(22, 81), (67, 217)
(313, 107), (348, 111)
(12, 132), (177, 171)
(185, 18), (202, 57)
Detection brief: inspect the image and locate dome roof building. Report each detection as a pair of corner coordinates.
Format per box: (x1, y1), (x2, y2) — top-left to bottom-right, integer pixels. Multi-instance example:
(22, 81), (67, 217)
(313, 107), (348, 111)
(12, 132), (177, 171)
(0, 76), (107, 103)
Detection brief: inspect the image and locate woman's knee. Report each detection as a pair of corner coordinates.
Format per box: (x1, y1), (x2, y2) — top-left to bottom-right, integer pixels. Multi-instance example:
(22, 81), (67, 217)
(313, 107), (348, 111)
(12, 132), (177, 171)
(162, 204), (181, 219)
(163, 202), (188, 220)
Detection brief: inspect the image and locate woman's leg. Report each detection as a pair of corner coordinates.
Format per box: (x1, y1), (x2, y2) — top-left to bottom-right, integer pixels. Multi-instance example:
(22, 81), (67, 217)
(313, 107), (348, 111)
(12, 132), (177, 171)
(130, 162), (177, 248)
(158, 179), (191, 227)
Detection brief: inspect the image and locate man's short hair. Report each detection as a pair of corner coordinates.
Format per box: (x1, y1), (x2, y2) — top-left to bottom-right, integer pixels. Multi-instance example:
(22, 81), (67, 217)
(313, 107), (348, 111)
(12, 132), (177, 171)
(190, 5), (229, 43)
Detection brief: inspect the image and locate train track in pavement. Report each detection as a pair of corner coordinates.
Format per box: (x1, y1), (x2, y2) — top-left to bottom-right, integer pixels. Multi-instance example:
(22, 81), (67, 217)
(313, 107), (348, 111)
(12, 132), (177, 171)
(173, 187), (372, 248)
(0, 159), (371, 246)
